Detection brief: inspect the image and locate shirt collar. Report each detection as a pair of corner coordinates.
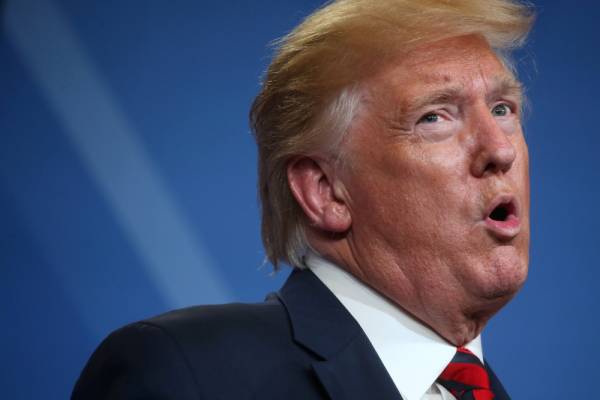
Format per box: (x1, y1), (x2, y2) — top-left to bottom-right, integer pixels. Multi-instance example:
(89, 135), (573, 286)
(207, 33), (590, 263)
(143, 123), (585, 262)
(305, 252), (483, 400)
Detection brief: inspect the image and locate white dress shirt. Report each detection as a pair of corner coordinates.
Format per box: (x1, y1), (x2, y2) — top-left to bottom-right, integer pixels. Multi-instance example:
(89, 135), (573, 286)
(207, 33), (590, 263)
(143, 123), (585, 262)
(305, 252), (484, 400)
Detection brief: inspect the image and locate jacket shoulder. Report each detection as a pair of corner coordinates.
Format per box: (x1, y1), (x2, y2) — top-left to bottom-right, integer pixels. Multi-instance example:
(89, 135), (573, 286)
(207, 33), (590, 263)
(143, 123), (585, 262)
(142, 296), (291, 350)
(72, 296), (319, 400)
(72, 313), (203, 399)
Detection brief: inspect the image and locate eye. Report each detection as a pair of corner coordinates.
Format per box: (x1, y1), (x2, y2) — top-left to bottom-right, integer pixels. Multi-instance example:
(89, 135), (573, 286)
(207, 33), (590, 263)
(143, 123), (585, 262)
(418, 113), (441, 124)
(491, 103), (512, 117)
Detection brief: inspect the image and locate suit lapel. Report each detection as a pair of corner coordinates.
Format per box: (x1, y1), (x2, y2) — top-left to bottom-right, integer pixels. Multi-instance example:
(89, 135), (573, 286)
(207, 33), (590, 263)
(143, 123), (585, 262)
(311, 334), (403, 400)
(277, 269), (402, 400)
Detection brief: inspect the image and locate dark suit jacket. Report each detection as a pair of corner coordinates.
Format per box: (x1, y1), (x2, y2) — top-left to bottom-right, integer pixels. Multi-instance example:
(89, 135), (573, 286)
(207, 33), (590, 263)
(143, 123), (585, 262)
(72, 268), (510, 400)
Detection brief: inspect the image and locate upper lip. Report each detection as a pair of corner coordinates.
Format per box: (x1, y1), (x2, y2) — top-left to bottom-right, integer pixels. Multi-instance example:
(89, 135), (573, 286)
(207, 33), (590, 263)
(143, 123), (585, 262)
(484, 194), (520, 221)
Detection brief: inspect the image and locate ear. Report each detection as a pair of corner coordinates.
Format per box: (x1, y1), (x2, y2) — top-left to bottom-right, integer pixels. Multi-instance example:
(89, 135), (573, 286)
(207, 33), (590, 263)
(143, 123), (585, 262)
(287, 157), (351, 233)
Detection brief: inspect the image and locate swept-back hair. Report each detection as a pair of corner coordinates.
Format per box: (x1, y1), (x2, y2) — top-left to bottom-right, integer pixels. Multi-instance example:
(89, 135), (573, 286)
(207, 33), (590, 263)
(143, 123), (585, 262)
(250, 0), (534, 269)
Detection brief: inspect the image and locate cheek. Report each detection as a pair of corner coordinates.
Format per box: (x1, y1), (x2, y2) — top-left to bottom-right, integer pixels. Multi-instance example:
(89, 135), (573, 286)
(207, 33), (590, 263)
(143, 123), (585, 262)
(511, 135), (531, 218)
(345, 135), (474, 244)
(512, 132), (529, 172)
(369, 154), (472, 244)
(399, 147), (474, 225)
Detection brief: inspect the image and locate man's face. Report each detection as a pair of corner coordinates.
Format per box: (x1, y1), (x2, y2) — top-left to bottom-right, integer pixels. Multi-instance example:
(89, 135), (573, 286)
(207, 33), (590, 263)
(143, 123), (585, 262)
(339, 35), (530, 338)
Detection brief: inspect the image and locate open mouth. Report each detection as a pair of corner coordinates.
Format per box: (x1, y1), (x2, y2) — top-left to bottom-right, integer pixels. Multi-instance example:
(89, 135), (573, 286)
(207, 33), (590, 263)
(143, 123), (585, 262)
(484, 196), (521, 239)
(488, 201), (515, 222)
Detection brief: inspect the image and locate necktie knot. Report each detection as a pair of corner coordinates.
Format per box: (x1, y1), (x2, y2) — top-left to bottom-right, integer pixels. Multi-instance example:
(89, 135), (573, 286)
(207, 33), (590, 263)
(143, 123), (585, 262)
(437, 347), (495, 400)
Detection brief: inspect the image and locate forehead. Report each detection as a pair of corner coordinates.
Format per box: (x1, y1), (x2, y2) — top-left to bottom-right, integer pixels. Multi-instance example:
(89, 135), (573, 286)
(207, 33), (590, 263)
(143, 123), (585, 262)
(366, 35), (515, 102)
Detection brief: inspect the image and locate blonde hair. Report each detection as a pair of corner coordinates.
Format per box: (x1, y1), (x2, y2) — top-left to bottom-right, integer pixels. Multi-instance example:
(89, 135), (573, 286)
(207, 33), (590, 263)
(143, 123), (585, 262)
(250, 0), (534, 269)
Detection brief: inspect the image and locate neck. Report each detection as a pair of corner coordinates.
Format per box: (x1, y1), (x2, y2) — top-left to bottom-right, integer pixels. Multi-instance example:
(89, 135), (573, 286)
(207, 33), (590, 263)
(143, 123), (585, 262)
(307, 237), (507, 347)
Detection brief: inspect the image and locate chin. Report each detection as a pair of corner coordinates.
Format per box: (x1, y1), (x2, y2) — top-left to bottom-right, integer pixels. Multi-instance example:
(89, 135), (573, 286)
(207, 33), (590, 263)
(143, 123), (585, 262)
(462, 260), (527, 333)
(478, 246), (529, 301)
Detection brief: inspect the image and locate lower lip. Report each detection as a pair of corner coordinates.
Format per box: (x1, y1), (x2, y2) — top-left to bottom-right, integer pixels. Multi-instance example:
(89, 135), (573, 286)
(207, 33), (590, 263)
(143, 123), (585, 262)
(484, 214), (521, 240)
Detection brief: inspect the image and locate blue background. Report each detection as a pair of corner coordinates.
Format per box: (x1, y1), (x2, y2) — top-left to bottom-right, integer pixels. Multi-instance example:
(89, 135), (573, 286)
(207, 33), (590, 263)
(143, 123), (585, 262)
(1, 0), (598, 398)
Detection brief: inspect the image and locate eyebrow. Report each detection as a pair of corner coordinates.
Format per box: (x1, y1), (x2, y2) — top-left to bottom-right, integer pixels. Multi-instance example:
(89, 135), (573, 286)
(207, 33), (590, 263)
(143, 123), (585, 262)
(404, 85), (464, 115)
(402, 75), (524, 116)
(485, 76), (523, 104)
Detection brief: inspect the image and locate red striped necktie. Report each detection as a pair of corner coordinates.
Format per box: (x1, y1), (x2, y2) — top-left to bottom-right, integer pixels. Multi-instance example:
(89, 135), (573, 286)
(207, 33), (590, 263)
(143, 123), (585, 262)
(436, 347), (495, 400)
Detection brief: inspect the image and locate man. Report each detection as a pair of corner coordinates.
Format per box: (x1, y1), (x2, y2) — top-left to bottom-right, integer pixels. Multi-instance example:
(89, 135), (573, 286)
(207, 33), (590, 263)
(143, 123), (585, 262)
(73, 1), (534, 399)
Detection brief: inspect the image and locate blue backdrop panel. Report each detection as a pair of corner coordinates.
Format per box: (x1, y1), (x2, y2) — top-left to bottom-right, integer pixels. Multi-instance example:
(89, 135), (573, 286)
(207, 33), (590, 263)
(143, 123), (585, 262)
(1, 0), (598, 398)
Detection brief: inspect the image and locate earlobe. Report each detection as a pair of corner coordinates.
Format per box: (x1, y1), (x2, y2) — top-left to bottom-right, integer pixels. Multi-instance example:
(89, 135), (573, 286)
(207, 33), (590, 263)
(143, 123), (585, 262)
(322, 202), (352, 232)
(287, 157), (352, 233)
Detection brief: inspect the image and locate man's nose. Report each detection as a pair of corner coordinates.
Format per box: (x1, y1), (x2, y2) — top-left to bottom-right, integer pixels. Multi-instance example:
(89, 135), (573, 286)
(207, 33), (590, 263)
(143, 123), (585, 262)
(469, 109), (517, 178)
